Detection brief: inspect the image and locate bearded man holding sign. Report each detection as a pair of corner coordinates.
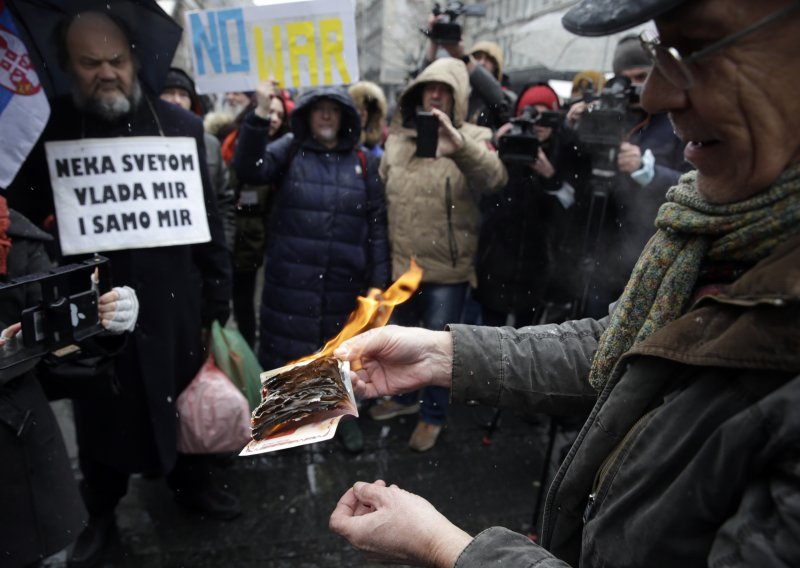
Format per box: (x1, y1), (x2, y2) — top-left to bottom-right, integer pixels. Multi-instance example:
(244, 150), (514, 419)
(6, 7), (234, 567)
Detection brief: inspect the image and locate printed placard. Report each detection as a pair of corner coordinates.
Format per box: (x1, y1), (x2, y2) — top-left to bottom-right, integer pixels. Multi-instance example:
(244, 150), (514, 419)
(45, 137), (210, 255)
(186, 0), (359, 93)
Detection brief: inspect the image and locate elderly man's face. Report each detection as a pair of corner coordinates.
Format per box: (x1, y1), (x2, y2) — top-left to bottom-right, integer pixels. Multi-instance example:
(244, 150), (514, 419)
(66, 12), (137, 119)
(642, 0), (800, 203)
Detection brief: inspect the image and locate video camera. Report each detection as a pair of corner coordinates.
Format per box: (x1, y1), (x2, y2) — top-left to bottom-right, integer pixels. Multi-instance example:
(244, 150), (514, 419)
(428, 1), (487, 44)
(498, 106), (564, 164)
(0, 256), (110, 380)
(574, 76), (642, 176)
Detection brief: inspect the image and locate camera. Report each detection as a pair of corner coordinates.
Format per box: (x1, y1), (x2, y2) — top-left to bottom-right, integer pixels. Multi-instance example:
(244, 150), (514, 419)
(574, 76), (642, 176)
(498, 106), (564, 164)
(0, 256), (110, 379)
(428, 2), (487, 44)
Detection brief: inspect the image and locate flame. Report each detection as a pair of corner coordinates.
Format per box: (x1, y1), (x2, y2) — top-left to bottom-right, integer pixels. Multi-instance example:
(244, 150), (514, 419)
(291, 259), (423, 364)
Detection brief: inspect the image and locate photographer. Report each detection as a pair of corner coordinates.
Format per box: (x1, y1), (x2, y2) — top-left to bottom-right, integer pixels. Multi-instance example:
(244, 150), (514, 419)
(476, 84), (589, 327)
(417, 4), (511, 131)
(369, 57), (507, 451)
(570, 36), (690, 317)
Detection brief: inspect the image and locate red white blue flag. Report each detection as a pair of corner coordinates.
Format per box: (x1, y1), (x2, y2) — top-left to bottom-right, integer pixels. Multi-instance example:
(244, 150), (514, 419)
(0, 0), (49, 188)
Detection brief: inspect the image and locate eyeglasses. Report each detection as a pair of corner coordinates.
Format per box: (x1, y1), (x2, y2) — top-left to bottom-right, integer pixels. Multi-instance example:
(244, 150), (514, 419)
(639, 1), (800, 89)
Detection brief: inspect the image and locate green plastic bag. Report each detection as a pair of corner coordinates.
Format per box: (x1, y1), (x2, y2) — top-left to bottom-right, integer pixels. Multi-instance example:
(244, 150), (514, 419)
(210, 320), (263, 410)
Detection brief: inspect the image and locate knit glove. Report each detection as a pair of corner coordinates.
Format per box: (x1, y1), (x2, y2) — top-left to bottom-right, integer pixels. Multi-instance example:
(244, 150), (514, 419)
(98, 286), (139, 334)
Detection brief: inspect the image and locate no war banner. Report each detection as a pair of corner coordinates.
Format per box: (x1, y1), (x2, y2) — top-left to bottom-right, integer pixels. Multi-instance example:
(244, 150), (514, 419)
(186, 0), (359, 94)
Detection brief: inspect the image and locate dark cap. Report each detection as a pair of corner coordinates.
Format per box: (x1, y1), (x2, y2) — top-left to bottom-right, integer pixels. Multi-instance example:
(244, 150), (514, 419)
(163, 67), (203, 115)
(562, 0), (688, 36)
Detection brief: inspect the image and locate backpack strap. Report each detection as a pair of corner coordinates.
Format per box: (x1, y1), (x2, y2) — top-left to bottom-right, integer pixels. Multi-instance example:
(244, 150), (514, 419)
(356, 148), (368, 180)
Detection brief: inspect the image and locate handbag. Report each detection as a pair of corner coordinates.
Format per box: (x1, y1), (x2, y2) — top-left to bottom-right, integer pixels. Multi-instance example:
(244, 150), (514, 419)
(209, 320), (263, 410)
(176, 354), (251, 454)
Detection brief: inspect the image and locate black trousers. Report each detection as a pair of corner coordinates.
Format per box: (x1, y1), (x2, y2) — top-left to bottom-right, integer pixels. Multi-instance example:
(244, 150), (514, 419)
(79, 453), (222, 515)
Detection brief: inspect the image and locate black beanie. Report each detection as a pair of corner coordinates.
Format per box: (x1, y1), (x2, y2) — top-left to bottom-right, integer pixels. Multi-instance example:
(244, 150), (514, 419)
(612, 35), (651, 75)
(162, 68), (202, 115)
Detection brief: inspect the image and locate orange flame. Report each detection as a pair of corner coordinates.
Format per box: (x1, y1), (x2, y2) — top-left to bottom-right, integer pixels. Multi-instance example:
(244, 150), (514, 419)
(291, 259), (423, 364)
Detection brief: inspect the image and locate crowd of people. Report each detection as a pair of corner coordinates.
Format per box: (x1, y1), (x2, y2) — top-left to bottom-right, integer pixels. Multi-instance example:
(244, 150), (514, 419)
(1, 0), (798, 566)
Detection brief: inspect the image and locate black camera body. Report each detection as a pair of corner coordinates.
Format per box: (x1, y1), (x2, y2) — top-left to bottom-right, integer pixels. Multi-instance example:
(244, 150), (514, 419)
(499, 106), (563, 164)
(575, 76), (642, 176)
(429, 1), (487, 44)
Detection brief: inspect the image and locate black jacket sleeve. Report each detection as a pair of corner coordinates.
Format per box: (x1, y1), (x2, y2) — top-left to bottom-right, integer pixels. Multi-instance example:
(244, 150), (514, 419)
(233, 113), (296, 185)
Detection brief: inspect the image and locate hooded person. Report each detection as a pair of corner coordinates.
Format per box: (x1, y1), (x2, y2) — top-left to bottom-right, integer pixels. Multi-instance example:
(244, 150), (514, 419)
(233, 86), (391, 372)
(367, 57), (508, 452)
(466, 40), (517, 128)
(347, 81), (388, 158)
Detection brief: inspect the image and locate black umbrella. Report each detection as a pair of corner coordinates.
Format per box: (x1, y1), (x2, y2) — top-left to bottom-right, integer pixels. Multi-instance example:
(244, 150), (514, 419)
(7, 0), (182, 98)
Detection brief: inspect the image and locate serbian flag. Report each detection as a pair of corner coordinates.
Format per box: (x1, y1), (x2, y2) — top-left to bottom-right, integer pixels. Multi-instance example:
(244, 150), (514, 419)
(0, 0), (49, 188)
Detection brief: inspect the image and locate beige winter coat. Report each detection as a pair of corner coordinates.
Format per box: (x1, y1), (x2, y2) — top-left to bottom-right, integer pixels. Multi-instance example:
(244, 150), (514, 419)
(380, 58), (508, 285)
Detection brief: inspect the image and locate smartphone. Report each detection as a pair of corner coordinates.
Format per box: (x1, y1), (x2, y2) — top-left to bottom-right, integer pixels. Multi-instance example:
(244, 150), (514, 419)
(416, 111), (439, 158)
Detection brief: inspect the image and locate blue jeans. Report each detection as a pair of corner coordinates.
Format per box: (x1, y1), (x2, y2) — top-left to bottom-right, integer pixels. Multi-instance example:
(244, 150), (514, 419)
(391, 282), (467, 425)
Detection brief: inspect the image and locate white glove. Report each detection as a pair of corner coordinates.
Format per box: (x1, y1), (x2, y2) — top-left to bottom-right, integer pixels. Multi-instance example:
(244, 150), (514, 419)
(98, 286), (139, 334)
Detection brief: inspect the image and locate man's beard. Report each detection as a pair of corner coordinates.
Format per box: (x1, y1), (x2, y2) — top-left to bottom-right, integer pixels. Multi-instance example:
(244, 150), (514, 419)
(72, 80), (142, 122)
(221, 99), (248, 117)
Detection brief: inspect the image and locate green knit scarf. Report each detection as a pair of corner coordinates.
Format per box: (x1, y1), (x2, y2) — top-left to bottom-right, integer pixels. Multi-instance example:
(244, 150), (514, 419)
(588, 165), (800, 391)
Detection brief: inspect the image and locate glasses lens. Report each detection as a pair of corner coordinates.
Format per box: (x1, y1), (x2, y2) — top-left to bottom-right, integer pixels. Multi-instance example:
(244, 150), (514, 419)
(655, 46), (693, 89)
(639, 31), (693, 89)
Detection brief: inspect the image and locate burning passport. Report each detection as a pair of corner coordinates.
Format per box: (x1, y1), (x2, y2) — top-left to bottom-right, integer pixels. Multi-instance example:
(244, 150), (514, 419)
(240, 357), (357, 456)
(239, 260), (423, 456)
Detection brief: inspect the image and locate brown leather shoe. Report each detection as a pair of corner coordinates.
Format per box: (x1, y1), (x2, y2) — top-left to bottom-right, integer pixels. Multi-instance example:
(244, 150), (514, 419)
(408, 421), (442, 452)
(368, 399), (420, 421)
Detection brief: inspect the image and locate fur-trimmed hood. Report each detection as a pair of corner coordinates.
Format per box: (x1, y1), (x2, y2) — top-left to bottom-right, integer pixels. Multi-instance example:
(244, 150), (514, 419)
(348, 81), (387, 148)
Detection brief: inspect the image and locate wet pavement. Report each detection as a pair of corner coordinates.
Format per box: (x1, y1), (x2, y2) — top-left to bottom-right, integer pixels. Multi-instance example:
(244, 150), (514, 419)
(45, 399), (571, 567)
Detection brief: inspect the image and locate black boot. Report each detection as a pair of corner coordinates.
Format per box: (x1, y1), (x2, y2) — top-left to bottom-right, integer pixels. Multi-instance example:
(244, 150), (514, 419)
(67, 512), (115, 568)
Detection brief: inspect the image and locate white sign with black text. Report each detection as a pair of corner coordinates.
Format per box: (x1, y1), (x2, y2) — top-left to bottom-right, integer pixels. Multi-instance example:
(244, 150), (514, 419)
(45, 137), (210, 255)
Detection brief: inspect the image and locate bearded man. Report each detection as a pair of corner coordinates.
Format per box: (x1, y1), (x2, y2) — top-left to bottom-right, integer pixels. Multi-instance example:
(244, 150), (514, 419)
(6, 9), (234, 568)
(329, 0), (800, 566)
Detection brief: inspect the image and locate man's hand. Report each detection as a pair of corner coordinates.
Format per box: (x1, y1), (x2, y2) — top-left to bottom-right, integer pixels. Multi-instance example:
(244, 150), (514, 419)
(333, 325), (453, 400)
(566, 100), (588, 128)
(432, 108), (464, 158)
(531, 147), (555, 178)
(330, 480), (472, 567)
(254, 80), (278, 120)
(618, 142), (643, 173)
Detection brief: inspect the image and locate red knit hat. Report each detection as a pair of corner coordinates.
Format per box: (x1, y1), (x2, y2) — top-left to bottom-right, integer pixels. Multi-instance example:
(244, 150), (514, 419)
(516, 84), (560, 116)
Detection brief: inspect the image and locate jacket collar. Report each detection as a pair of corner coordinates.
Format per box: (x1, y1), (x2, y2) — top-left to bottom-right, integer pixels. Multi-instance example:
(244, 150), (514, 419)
(627, 234), (800, 373)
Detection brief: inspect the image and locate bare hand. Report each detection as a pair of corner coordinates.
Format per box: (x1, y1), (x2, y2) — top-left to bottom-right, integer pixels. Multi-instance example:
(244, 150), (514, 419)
(495, 122), (513, 140)
(618, 142), (643, 173)
(442, 39), (466, 60)
(566, 101), (588, 128)
(254, 80), (279, 119)
(432, 108), (464, 158)
(330, 480), (472, 567)
(333, 325), (453, 400)
(531, 147), (555, 178)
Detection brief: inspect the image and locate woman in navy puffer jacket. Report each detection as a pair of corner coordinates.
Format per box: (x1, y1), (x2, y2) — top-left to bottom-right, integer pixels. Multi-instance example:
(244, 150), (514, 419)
(234, 86), (390, 370)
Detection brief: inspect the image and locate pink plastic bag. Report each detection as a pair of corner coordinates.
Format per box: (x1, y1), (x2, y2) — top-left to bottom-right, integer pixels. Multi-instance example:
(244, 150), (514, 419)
(176, 355), (251, 454)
